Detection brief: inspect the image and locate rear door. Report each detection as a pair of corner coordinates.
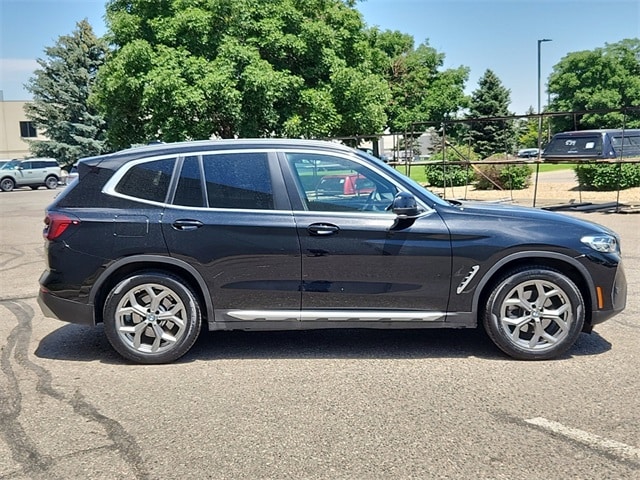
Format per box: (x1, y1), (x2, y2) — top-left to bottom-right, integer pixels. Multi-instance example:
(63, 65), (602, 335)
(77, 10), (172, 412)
(161, 150), (302, 323)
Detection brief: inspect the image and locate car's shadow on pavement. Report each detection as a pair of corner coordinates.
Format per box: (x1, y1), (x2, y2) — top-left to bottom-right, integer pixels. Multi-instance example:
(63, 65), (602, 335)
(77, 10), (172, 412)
(34, 324), (612, 364)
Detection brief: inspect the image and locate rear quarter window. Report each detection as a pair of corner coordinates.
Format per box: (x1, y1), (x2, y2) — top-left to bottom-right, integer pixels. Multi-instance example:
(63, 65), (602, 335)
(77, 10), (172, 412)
(115, 158), (176, 203)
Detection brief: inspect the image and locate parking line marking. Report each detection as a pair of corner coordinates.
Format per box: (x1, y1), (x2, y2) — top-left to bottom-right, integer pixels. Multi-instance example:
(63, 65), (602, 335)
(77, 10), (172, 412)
(526, 417), (640, 463)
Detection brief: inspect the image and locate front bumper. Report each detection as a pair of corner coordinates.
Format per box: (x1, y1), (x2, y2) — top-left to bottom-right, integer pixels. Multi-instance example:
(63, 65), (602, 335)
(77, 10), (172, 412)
(590, 261), (627, 326)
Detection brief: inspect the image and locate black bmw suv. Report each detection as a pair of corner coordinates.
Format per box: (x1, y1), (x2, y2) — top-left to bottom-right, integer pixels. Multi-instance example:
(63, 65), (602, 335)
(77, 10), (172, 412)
(38, 139), (627, 363)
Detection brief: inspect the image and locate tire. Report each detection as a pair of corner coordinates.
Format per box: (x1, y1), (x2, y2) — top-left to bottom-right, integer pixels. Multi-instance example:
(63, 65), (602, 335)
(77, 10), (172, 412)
(30, 186), (39, 190)
(1, 178), (15, 192)
(482, 267), (585, 360)
(45, 176), (59, 189)
(103, 272), (202, 364)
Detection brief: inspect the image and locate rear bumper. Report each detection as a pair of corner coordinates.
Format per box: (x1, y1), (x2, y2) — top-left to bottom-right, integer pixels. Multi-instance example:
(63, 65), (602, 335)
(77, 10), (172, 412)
(38, 286), (95, 326)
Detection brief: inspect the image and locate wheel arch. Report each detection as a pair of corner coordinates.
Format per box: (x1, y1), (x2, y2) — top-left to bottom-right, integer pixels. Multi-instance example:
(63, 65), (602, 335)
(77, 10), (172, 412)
(89, 255), (213, 324)
(0, 175), (16, 188)
(473, 252), (595, 329)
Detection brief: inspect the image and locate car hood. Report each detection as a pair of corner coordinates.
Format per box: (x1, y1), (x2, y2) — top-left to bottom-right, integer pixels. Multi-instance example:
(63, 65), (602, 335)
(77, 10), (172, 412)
(441, 200), (617, 237)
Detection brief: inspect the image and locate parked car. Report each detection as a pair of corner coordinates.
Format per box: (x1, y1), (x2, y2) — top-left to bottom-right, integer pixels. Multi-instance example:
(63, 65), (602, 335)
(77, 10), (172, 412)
(542, 129), (640, 160)
(38, 139), (627, 364)
(517, 148), (540, 158)
(0, 158), (61, 192)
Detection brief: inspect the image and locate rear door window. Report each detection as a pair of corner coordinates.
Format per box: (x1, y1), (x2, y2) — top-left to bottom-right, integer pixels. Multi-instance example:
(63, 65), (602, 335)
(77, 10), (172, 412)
(174, 156), (205, 207)
(202, 152), (274, 210)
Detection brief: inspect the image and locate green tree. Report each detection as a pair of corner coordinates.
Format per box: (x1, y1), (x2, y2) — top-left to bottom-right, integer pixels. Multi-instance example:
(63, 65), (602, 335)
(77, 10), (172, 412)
(517, 106), (551, 149)
(548, 38), (640, 131)
(467, 69), (514, 159)
(24, 20), (108, 167)
(95, 0), (391, 149)
(367, 29), (469, 133)
(548, 39), (640, 191)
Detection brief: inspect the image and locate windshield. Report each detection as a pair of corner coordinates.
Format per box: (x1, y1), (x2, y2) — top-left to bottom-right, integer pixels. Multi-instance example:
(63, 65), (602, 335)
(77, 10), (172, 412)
(1, 160), (20, 170)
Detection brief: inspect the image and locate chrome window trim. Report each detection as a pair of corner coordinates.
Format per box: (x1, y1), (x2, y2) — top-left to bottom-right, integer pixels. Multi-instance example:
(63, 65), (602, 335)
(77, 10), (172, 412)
(103, 148), (281, 208)
(102, 147), (434, 215)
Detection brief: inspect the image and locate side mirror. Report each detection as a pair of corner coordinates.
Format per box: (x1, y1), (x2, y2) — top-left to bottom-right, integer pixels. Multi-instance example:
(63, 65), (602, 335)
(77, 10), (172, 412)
(391, 192), (420, 218)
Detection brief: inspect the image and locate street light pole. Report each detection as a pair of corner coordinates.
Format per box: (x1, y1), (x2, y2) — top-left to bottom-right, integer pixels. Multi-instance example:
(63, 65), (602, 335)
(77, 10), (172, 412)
(533, 38), (552, 208)
(537, 39), (552, 155)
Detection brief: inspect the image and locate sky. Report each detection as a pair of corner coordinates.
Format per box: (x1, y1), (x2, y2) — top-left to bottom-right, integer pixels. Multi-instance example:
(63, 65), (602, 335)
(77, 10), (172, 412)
(0, 0), (638, 114)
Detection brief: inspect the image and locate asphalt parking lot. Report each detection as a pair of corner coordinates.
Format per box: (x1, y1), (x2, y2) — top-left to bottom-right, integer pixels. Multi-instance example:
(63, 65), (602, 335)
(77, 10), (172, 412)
(1, 188), (639, 479)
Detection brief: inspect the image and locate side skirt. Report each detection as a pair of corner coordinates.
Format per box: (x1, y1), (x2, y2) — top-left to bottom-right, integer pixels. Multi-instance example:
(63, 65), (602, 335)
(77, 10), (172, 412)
(208, 310), (476, 331)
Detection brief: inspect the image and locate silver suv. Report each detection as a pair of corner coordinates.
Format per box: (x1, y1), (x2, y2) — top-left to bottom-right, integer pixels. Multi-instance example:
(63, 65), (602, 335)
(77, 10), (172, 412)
(0, 158), (61, 192)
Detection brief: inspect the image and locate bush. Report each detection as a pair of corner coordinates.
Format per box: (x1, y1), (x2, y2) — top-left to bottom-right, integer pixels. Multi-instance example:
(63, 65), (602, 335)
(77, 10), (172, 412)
(424, 148), (478, 188)
(475, 163), (532, 190)
(574, 163), (640, 191)
(425, 161), (473, 187)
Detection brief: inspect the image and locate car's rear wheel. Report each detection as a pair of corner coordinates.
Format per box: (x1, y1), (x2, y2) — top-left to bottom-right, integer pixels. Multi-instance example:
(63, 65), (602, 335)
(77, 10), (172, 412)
(1, 178), (15, 192)
(103, 272), (202, 364)
(45, 176), (58, 189)
(483, 267), (585, 360)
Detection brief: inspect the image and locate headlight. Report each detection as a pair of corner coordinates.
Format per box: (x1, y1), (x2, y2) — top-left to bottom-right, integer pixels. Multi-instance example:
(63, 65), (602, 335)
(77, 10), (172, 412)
(581, 234), (619, 253)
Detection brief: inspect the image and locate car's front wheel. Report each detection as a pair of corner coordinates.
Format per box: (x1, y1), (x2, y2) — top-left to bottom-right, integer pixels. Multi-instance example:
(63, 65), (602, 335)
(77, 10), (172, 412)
(483, 267), (585, 360)
(1, 178), (15, 192)
(45, 176), (59, 189)
(103, 272), (202, 364)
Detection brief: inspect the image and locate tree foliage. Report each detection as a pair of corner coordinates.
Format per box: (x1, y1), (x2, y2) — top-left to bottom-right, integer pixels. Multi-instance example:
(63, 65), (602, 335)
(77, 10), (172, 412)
(548, 38), (640, 131)
(367, 29), (469, 133)
(94, 0), (471, 149)
(516, 106), (552, 150)
(95, 0), (392, 148)
(24, 20), (108, 167)
(466, 69), (514, 159)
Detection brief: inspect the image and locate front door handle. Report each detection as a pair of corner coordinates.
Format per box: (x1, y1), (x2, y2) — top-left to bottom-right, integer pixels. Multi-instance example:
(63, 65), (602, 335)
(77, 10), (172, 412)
(172, 219), (203, 231)
(307, 223), (339, 236)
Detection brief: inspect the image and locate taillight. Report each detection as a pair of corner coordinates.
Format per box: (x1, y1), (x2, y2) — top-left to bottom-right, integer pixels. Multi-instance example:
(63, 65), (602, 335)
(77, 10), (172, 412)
(43, 213), (80, 240)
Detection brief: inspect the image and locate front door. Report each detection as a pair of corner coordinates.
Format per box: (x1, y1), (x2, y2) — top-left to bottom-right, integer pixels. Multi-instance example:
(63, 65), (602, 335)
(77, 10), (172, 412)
(283, 151), (452, 321)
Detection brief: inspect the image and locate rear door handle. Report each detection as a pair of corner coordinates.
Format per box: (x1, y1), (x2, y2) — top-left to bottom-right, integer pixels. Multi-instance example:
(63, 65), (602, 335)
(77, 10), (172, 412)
(172, 219), (203, 231)
(307, 223), (339, 236)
